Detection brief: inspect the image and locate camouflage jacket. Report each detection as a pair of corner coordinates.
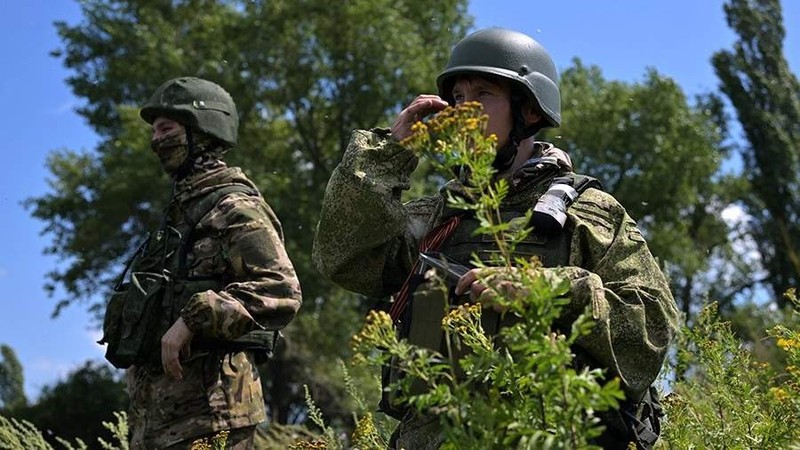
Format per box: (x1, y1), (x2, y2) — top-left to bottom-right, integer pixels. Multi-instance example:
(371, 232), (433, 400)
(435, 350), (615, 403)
(313, 128), (679, 402)
(129, 165), (302, 449)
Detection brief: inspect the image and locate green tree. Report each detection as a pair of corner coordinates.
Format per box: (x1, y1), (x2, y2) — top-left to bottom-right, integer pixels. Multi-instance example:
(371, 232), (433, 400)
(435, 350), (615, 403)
(0, 345), (27, 412)
(27, 0), (470, 425)
(712, 0), (800, 304)
(13, 361), (127, 450)
(547, 61), (742, 318)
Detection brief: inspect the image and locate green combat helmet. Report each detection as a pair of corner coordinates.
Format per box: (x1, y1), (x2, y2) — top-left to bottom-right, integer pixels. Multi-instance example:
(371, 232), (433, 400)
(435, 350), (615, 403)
(436, 28), (561, 130)
(140, 77), (239, 148)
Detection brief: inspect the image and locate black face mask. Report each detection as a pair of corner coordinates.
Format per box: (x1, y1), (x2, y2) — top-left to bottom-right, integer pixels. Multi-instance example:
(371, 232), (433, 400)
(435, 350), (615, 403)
(150, 131), (189, 175)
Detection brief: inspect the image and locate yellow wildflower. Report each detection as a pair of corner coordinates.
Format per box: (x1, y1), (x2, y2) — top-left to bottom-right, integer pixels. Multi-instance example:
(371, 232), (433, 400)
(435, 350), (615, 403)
(770, 387), (789, 403)
(776, 337), (800, 351)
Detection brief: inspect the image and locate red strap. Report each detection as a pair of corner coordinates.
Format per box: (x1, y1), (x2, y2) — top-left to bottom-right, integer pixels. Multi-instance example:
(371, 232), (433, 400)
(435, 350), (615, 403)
(388, 215), (463, 323)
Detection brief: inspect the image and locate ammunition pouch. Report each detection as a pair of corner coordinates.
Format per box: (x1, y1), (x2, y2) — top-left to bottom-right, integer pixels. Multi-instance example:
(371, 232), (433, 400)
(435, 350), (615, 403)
(99, 271), (170, 369)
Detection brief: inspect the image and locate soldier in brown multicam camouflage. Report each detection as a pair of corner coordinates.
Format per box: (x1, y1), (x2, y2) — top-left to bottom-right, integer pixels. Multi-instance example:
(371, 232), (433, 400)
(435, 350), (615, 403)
(100, 77), (301, 449)
(313, 29), (679, 450)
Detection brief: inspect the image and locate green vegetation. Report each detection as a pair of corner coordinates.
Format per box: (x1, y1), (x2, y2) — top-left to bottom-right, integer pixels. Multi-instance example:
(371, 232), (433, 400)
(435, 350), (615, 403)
(662, 299), (800, 448)
(5, 0), (798, 447)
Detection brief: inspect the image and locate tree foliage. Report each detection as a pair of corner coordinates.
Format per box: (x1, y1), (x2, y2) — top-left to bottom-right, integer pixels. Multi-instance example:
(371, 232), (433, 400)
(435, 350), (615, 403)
(0, 345), (27, 412)
(547, 61), (745, 317)
(712, 0), (800, 304)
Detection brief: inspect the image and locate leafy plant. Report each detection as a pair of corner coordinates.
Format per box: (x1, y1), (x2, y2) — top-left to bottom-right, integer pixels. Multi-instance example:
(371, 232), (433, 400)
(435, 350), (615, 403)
(661, 296), (800, 448)
(0, 410), (128, 450)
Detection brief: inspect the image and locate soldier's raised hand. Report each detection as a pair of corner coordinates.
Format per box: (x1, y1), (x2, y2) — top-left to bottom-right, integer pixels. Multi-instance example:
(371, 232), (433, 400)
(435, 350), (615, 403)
(390, 95), (448, 141)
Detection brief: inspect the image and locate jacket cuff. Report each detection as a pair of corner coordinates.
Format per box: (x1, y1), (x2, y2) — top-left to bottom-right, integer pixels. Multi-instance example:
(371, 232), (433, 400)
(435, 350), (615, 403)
(180, 292), (210, 335)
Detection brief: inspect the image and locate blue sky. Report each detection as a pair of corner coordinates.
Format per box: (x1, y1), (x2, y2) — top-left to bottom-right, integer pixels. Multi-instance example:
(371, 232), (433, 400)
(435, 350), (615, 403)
(1, 0), (798, 401)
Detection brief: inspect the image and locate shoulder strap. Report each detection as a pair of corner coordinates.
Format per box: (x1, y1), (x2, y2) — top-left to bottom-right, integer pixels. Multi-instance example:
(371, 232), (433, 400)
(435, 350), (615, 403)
(550, 173), (603, 194)
(178, 184), (260, 277)
(112, 235), (150, 291)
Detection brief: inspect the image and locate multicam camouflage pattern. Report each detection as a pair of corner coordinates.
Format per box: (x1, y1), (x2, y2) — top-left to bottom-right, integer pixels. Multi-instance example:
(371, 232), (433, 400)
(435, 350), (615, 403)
(128, 165), (302, 449)
(313, 128), (680, 446)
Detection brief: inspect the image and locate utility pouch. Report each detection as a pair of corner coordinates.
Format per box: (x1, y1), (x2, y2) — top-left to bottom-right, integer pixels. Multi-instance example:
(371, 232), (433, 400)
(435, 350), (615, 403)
(380, 282), (464, 420)
(98, 284), (129, 359)
(100, 271), (170, 369)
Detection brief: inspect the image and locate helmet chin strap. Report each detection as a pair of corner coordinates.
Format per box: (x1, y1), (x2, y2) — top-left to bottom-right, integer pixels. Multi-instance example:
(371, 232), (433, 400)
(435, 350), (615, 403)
(493, 93), (543, 172)
(492, 92), (544, 172)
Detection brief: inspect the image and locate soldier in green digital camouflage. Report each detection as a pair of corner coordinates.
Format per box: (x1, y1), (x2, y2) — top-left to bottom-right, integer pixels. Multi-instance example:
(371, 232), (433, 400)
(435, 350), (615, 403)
(313, 28), (679, 449)
(99, 77), (302, 449)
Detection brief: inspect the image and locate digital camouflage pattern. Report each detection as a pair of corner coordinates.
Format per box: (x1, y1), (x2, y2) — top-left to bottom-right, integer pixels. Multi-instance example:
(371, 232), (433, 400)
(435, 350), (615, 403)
(313, 128), (680, 447)
(127, 165), (302, 449)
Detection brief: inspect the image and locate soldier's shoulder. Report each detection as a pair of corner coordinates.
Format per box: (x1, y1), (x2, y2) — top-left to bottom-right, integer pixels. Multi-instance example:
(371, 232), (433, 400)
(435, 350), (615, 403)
(202, 186), (271, 230)
(569, 187), (626, 231)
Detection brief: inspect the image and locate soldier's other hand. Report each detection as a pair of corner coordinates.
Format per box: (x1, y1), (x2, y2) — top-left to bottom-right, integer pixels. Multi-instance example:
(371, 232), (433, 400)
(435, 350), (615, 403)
(390, 95), (448, 141)
(161, 317), (194, 381)
(454, 268), (512, 313)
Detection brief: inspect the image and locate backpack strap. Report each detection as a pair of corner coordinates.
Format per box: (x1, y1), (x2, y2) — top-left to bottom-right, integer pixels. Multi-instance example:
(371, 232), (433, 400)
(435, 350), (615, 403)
(111, 235), (150, 291)
(551, 172), (603, 195)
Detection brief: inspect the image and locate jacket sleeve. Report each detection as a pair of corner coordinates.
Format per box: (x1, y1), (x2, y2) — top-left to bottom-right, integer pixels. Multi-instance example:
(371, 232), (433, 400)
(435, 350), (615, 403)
(312, 128), (438, 297)
(550, 188), (680, 401)
(180, 191), (302, 340)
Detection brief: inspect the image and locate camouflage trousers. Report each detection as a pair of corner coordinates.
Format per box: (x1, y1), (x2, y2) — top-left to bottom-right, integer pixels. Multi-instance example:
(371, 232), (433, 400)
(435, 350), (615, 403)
(128, 351), (266, 449)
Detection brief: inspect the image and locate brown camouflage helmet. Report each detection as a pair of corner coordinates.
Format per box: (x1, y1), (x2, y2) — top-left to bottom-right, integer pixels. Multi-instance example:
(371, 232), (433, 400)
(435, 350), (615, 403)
(140, 77), (239, 148)
(436, 28), (561, 129)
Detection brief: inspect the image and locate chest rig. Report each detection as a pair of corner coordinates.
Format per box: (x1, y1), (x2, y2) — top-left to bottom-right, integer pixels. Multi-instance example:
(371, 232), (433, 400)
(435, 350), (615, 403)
(410, 172), (600, 340)
(380, 172), (601, 419)
(100, 183), (276, 369)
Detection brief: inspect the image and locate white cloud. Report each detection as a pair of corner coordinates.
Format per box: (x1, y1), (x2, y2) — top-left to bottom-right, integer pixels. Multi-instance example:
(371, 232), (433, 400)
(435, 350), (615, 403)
(720, 204), (763, 271)
(0, 266), (7, 278)
(49, 99), (78, 115)
(721, 204), (746, 225)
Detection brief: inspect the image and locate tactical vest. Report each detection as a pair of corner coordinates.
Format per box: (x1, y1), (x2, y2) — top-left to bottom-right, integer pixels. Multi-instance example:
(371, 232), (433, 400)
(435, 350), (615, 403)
(381, 173), (596, 415)
(99, 184), (277, 370)
(385, 173), (664, 449)
(405, 173), (598, 354)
